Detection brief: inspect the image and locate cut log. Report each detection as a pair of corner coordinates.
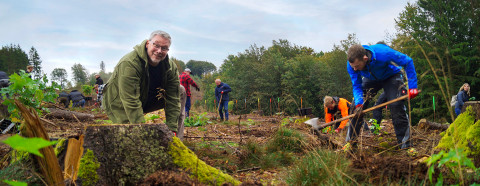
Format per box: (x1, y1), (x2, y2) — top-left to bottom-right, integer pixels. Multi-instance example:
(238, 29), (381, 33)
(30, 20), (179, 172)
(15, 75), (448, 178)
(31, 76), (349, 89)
(417, 119), (449, 131)
(462, 101), (480, 120)
(82, 123), (174, 185)
(46, 108), (94, 122)
(15, 100), (65, 186)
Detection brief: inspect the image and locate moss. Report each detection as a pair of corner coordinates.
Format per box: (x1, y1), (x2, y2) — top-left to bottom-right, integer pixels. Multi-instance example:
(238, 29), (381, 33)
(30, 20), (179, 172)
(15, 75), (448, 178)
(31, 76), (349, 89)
(436, 106), (480, 156)
(54, 138), (66, 156)
(379, 142), (391, 149)
(168, 137), (241, 186)
(9, 150), (30, 164)
(78, 149), (100, 186)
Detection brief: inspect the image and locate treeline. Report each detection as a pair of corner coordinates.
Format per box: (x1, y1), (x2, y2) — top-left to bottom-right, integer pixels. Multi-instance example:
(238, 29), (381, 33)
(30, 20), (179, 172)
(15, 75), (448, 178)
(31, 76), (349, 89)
(199, 0), (480, 123)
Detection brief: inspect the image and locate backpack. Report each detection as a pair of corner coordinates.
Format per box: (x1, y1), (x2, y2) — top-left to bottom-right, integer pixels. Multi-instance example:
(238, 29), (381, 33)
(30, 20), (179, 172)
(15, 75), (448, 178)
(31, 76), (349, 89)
(450, 95), (457, 107)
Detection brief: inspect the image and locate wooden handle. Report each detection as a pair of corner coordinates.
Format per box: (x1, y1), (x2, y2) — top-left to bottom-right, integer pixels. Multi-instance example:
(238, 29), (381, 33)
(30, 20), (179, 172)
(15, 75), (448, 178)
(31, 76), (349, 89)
(319, 94), (411, 128)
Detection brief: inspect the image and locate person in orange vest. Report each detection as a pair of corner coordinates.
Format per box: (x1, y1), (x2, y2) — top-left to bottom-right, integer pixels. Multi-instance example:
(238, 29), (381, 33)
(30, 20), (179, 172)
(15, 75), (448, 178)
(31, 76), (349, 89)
(324, 96), (369, 133)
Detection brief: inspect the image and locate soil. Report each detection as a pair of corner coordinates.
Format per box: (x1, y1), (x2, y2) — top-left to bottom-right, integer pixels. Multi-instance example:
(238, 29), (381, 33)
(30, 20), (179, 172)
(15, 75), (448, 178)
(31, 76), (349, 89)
(0, 99), (447, 185)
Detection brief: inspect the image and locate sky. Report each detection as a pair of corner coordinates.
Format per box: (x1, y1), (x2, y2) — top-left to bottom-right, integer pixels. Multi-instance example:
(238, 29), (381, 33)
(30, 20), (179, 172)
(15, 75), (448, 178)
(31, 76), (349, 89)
(0, 0), (412, 81)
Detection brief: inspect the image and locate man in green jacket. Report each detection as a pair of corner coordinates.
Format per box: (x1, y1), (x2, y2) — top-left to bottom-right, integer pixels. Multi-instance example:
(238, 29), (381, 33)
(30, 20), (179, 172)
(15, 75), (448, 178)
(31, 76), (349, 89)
(103, 30), (181, 133)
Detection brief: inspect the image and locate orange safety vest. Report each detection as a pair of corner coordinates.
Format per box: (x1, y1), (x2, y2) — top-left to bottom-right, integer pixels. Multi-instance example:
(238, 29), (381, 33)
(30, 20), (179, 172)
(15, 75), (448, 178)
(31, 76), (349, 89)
(324, 98), (351, 129)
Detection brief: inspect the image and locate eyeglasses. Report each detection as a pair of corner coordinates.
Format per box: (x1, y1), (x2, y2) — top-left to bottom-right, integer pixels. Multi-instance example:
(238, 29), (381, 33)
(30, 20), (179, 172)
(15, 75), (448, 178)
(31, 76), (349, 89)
(152, 43), (170, 52)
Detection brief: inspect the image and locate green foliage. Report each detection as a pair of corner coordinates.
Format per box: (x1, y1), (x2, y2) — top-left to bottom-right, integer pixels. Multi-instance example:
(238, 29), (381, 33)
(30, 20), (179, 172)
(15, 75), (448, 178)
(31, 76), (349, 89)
(265, 127), (306, 153)
(3, 180), (27, 186)
(50, 68), (68, 88)
(71, 63), (88, 86)
(78, 149), (100, 186)
(369, 118), (381, 135)
(81, 84), (93, 96)
(0, 161), (41, 185)
(322, 126), (333, 134)
(285, 149), (355, 185)
(186, 60), (217, 76)
(144, 113), (161, 122)
(28, 46), (42, 80)
(426, 148), (477, 185)
(1, 134), (57, 158)
(0, 71), (60, 119)
(281, 117), (294, 126)
(0, 44), (29, 75)
(184, 112), (211, 127)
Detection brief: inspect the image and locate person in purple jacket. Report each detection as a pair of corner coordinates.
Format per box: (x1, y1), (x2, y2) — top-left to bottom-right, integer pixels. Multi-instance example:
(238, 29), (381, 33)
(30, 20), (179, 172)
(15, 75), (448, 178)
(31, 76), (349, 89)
(344, 44), (419, 150)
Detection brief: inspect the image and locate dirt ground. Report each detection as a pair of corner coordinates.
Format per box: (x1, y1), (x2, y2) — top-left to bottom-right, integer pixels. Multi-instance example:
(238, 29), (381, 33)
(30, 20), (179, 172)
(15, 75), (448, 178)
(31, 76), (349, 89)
(0, 99), (445, 185)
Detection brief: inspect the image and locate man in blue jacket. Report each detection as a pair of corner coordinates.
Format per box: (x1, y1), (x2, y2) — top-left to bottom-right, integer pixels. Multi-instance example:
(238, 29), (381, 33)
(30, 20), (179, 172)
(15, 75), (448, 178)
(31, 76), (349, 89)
(345, 44), (419, 150)
(215, 79), (232, 121)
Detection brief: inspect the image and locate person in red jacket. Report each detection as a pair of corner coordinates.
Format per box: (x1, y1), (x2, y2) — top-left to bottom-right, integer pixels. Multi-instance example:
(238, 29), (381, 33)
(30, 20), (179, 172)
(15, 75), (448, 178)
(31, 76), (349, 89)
(179, 68), (199, 117)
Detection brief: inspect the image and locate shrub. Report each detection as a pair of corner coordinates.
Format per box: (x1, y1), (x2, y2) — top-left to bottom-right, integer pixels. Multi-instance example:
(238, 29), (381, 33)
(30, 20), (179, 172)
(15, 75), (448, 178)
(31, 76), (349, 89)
(265, 127), (306, 153)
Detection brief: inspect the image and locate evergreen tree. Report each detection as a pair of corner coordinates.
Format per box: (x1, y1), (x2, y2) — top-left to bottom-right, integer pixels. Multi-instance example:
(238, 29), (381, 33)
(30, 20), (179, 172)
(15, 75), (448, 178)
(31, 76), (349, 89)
(100, 61), (105, 73)
(28, 47), (43, 80)
(0, 44), (29, 75)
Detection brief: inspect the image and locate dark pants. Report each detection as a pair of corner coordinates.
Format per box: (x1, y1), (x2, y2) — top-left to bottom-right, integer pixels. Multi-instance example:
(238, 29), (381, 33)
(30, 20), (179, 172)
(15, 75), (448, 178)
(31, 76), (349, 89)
(372, 92), (387, 123)
(347, 73), (411, 148)
(72, 99), (85, 108)
(59, 97), (69, 108)
(455, 107), (462, 116)
(218, 100), (229, 121)
(185, 96), (191, 117)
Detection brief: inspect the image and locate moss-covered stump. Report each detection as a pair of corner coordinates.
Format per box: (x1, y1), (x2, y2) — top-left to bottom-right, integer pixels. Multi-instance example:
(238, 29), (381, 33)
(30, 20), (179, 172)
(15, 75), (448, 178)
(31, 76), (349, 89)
(461, 101), (480, 120)
(169, 137), (241, 186)
(436, 106), (480, 157)
(82, 123), (240, 185)
(82, 123), (174, 185)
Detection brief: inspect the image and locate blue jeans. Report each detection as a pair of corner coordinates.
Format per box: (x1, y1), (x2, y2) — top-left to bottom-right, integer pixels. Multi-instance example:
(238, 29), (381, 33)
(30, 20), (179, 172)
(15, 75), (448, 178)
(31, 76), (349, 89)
(218, 100), (229, 120)
(73, 99), (85, 108)
(455, 107), (462, 116)
(185, 96), (191, 117)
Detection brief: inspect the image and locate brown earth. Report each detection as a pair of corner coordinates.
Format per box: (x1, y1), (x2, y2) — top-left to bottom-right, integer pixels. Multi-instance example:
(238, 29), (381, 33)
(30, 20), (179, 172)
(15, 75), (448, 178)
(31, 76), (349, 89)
(0, 100), (445, 185)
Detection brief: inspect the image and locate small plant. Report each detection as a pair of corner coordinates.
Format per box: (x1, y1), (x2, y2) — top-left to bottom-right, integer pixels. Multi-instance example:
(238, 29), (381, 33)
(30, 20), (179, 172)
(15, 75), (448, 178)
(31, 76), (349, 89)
(281, 117), (294, 126)
(144, 113), (161, 123)
(0, 71), (60, 121)
(81, 85), (94, 96)
(369, 119), (381, 135)
(185, 112), (210, 127)
(265, 127), (306, 153)
(426, 148), (477, 185)
(322, 126), (333, 134)
(294, 117), (310, 125)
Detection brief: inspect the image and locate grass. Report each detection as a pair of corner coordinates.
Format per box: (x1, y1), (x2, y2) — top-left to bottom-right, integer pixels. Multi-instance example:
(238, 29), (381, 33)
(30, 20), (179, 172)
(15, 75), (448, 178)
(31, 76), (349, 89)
(284, 149), (356, 186)
(265, 127), (306, 153)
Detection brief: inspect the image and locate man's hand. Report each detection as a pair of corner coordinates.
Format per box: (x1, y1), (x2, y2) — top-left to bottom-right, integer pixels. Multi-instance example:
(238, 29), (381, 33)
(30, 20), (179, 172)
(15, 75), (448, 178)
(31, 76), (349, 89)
(353, 104), (364, 119)
(221, 91), (224, 94)
(408, 88), (418, 99)
(195, 87), (200, 91)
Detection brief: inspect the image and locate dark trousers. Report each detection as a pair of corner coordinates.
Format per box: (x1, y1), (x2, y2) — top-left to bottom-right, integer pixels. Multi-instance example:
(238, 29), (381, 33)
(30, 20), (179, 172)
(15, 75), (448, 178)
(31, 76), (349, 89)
(143, 95), (166, 113)
(59, 97), (69, 108)
(346, 73), (411, 148)
(218, 100), (229, 120)
(185, 96), (191, 117)
(372, 92), (387, 123)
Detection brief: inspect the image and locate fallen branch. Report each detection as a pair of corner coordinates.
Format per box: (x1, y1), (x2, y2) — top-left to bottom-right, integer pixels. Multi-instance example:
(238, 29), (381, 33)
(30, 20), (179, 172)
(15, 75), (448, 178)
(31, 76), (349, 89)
(236, 167), (260, 173)
(417, 119), (449, 131)
(40, 118), (58, 127)
(45, 108), (94, 122)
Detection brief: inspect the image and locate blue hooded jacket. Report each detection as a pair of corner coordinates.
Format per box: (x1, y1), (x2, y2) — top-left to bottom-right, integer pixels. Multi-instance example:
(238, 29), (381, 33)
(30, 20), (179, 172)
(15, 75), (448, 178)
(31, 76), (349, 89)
(215, 82), (232, 102)
(347, 44), (418, 106)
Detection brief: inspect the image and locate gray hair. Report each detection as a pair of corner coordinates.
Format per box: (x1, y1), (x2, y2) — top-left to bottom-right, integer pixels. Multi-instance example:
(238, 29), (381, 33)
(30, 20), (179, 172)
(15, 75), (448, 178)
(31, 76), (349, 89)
(149, 30), (171, 43)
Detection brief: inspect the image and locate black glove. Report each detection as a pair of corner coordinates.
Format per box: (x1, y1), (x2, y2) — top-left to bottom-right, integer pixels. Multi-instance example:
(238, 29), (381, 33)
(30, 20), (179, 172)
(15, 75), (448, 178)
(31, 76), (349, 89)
(195, 87), (200, 91)
(353, 104), (364, 119)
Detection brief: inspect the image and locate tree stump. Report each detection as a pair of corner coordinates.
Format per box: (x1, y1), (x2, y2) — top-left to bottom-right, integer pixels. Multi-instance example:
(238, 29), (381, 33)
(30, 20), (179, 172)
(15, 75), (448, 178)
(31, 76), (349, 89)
(82, 123), (174, 185)
(462, 101), (480, 120)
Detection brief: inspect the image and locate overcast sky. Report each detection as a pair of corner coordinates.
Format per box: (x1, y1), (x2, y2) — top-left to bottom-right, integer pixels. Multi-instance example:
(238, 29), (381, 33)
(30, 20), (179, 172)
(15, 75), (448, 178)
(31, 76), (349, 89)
(0, 0), (412, 81)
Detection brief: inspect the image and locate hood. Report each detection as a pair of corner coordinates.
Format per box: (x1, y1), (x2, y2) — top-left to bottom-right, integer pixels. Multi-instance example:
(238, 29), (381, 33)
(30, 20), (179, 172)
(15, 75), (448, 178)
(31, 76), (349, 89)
(133, 40), (150, 68)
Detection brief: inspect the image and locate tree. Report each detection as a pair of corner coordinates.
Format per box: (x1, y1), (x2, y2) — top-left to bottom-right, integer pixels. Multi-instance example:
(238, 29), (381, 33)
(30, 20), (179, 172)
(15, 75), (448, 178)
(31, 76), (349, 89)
(170, 57), (186, 72)
(71, 63), (88, 86)
(186, 60), (217, 76)
(395, 0), (480, 122)
(100, 61), (105, 73)
(28, 46), (42, 80)
(0, 44), (29, 75)
(51, 68), (68, 88)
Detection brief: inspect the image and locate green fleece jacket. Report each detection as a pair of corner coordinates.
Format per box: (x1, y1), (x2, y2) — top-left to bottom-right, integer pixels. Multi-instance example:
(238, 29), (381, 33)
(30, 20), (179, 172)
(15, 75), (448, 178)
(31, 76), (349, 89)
(103, 39), (180, 131)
